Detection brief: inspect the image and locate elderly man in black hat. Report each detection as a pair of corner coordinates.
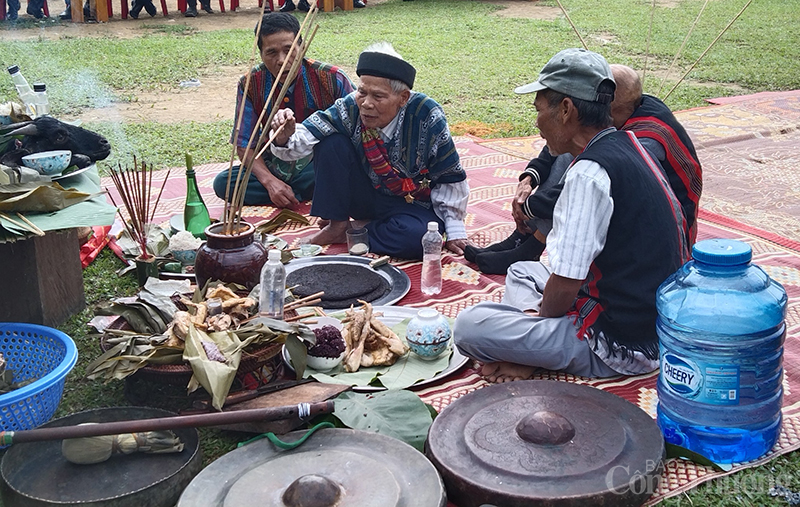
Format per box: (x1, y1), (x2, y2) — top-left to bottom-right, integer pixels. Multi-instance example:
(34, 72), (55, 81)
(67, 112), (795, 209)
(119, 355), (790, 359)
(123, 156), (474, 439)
(270, 42), (468, 260)
(454, 48), (687, 382)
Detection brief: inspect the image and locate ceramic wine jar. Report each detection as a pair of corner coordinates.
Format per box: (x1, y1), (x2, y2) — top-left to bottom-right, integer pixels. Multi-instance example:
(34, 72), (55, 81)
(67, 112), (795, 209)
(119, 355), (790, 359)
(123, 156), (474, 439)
(406, 308), (452, 360)
(194, 222), (267, 290)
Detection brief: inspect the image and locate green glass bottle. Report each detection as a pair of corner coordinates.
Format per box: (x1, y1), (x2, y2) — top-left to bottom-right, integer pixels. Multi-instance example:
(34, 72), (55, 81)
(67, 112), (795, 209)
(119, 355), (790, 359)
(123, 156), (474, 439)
(183, 153), (212, 239)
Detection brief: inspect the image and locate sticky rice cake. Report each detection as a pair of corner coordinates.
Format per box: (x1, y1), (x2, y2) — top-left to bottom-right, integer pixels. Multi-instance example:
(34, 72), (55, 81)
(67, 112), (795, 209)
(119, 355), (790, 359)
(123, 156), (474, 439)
(287, 264), (390, 309)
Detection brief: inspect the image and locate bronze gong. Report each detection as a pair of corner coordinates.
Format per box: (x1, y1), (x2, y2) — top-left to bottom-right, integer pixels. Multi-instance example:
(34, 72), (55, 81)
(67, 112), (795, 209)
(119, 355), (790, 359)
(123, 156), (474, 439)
(178, 427), (446, 507)
(425, 380), (664, 507)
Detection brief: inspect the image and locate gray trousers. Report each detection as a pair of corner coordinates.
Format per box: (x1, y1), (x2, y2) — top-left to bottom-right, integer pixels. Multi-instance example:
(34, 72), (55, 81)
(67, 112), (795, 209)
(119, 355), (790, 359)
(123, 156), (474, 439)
(454, 262), (618, 378)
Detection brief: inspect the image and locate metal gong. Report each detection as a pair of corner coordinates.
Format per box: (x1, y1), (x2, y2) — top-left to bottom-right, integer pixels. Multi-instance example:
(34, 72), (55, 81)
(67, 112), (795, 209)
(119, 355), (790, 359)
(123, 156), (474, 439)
(0, 407), (202, 507)
(178, 428), (446, 507)
(426, 380), (664, 507)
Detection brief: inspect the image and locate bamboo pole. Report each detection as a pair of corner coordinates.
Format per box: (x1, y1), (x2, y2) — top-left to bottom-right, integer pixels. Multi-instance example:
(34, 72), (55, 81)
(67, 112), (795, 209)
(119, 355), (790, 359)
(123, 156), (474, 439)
(642, 0), (656, 86)
(229, 15), (320, 233)
(657, 0), (710, 96)
(555, 0), (588, 51)
(224, 0), (273, 226)
(663, 0), (753, 102)
(0, 401), (336, 446)
(0, 212), (43, 236)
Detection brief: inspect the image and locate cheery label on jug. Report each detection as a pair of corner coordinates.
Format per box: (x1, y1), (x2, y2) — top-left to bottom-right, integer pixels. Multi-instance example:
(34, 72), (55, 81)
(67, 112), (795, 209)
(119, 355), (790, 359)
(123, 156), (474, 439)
(661, 352), (740, 405)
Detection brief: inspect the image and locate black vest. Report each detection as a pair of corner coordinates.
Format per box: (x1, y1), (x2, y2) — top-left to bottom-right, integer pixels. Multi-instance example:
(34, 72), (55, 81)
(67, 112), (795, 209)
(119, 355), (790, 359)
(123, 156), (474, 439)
(572, 130), (687, 360)
(624, 95), (702, 245)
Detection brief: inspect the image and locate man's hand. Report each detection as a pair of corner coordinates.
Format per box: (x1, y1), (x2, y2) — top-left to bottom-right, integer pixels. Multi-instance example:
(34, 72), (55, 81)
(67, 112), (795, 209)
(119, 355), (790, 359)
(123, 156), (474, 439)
(271, 109), (296, 147)
(512, 176), (534, 233)
(261, 176), (299, 208)
(445, 238), (468, 255)
(539, 273), (583, 318)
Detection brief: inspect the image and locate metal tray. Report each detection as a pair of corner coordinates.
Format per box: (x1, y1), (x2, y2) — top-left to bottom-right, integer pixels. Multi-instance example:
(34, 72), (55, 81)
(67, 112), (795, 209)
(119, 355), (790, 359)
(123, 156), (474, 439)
(285, 255), (411, 309)
(282, 306), (469, 393)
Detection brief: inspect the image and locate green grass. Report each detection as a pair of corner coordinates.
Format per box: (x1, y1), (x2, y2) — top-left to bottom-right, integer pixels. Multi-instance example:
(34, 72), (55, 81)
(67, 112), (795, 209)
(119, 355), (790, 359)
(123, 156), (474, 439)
(3, 0), (800, 503)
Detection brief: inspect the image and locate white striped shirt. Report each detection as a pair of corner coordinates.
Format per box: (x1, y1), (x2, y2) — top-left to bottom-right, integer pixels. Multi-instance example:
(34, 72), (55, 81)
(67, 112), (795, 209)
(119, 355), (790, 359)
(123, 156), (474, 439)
(547, 159), (613, 280)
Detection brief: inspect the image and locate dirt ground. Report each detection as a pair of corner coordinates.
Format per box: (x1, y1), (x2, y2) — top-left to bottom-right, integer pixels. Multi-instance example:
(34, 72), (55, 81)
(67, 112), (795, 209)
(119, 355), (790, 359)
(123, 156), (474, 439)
(1, 0), (566, 124)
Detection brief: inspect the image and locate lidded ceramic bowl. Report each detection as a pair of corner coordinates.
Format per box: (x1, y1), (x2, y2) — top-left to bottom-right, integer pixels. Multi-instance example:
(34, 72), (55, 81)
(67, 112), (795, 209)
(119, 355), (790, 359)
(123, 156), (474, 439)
(406, 308), (451, 360)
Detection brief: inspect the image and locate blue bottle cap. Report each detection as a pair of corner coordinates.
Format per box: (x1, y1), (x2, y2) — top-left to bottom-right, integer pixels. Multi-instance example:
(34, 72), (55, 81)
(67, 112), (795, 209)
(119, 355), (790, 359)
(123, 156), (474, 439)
(692, 239), (752, 266)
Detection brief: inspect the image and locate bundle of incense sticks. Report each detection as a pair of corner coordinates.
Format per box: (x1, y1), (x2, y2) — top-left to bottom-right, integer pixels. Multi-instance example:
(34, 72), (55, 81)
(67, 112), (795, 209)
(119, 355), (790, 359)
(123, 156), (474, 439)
(222, 5), (321, 235)
(107, 156), (169, 259)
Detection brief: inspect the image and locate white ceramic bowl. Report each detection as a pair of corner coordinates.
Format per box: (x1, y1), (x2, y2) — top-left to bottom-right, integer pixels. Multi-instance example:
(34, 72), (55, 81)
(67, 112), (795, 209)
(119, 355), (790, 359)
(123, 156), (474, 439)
(305, 318), (346, 371)
(306, 351), (345, 372)
(21, 150), (72, 175)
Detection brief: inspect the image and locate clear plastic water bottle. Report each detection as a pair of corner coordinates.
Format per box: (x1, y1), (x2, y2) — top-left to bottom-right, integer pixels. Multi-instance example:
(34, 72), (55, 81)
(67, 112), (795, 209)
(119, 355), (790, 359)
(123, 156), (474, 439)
(259, 249), (286, 319)
(7, 65), (36, 117)
(32, 83), (49, 117)
(656, 239), (787, 463)
(421, 221), (443, 295)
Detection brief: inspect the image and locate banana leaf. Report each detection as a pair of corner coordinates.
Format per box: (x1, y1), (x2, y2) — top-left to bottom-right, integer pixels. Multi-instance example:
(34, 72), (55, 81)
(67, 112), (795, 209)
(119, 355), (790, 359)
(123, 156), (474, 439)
(305, 318), (451, 390)
(95, 302), (156, 334)
(254, 209), (310, 235)
(0, 182), (98, 212)
(184, 325), (242, 411)
(115, 225), (170, 258)
(331, 390), (435, 452)
(665, 443), (732, 472)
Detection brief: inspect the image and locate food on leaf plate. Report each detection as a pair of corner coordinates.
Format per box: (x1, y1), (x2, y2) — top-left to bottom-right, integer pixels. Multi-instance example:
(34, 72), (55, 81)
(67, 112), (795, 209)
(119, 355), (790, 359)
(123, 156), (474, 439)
(341, 302), (409, 372)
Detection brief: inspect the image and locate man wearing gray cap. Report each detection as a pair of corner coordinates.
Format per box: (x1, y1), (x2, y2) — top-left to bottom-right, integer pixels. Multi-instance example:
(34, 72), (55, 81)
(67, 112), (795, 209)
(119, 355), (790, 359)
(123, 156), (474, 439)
(454, 48), (688, 382)
(270, 42), (468, 260)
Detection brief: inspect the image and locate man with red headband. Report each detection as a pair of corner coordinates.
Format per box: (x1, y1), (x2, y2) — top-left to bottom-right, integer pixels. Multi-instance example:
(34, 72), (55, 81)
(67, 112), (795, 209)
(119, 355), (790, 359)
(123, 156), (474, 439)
(270, 42), (468, 260)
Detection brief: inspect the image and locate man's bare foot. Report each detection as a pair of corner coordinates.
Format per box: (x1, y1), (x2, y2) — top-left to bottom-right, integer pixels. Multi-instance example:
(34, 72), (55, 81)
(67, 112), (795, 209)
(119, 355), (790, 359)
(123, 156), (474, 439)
(480, 361), (536, 383)
(317, 219), (330, 229)
(306, 220), (349, 245)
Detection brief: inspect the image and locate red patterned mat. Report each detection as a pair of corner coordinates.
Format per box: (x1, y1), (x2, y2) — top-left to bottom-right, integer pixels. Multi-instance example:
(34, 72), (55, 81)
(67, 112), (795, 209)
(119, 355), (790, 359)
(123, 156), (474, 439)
(103, 132), (800, 505)
(477, 89), (800, 244)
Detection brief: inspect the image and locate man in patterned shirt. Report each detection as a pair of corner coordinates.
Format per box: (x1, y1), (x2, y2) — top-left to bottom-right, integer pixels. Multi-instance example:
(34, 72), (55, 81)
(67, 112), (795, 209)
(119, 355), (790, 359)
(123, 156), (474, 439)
(270, 42), (468, 260)
(213, 13), (354, 207)
(455, 49), (687, 382)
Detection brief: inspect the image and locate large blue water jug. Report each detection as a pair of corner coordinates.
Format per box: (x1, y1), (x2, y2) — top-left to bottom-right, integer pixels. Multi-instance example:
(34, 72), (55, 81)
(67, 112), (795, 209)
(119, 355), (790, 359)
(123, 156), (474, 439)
(656, 239), (787, 464)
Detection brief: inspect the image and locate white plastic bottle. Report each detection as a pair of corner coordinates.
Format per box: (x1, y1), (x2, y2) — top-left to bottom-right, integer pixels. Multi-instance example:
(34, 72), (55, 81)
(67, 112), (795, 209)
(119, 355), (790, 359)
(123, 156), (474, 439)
(33, 83), (50, 117)
(421, 221), (443, 295)
(7, 66), (36, 117)
(259, 249), (286, 319)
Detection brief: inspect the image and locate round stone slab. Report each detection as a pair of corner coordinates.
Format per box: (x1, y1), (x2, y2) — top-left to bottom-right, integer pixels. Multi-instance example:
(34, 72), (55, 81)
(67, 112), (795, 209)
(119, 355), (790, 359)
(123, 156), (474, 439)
(178, 428), (446, 507)
(426, 380), (664, 507)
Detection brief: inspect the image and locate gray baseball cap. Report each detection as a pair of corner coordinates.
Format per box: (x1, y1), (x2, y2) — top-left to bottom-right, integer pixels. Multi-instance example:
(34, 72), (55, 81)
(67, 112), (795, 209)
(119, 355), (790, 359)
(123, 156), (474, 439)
(515, 48), (616, 103)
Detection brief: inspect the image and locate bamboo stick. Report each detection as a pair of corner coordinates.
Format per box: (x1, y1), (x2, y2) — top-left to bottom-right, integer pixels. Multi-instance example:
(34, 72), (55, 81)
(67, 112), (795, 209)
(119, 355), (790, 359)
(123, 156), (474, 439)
(657, 0), (710, 96)
(224, 0), (273, 225)
(286, 312), (316, 323)
(642, 0), (656, 86)
(227, 6), (320, 233)
(284, 291), (325, 309)
(555, 0), (588, 50)
(286, 299), (322, 311)
(15, 212), (45, 236)
(663, 0), (752, 102)
(0, 212), (43, 236)
(232, 24), (319, 224)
